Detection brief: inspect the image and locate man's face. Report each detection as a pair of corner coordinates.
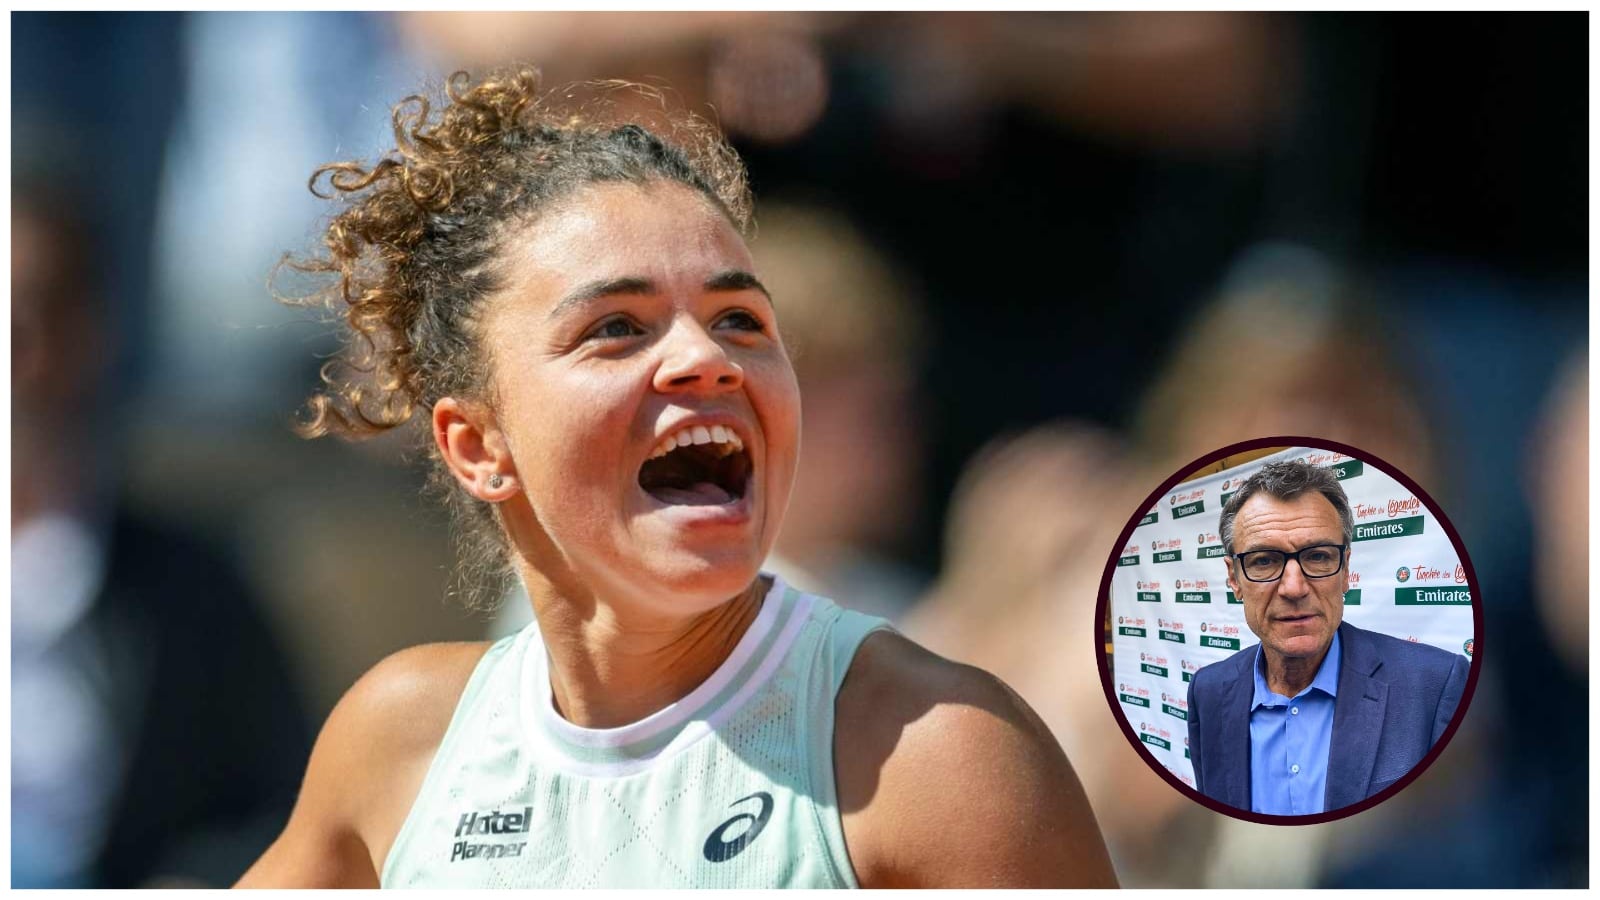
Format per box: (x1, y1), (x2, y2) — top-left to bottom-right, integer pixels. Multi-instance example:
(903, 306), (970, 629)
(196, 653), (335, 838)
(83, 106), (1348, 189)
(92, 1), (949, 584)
(1226, 492), (1350, 664)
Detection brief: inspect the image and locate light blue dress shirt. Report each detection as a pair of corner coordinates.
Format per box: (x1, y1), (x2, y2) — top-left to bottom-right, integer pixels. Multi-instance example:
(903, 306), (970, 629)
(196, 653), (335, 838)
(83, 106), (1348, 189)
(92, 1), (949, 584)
(1249, 631), (1341, 815)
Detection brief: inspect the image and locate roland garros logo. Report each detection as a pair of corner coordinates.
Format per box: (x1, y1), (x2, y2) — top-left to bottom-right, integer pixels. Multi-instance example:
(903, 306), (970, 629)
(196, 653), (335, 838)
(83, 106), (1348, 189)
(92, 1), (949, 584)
(1136, 580), (1162, 590)
(1139, 651), (1170, 666)
(1197, 531), (1220, 545)
(1174, 578), (1211, 590)
(1303, 451), (1350, 467)
(1199, 622), (1241, 637)
(1152, 537), (1183, 550)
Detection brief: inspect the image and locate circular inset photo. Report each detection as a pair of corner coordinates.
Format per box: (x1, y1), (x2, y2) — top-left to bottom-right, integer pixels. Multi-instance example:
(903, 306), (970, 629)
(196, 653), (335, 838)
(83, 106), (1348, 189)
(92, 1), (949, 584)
(1096, 438), (1482, 825)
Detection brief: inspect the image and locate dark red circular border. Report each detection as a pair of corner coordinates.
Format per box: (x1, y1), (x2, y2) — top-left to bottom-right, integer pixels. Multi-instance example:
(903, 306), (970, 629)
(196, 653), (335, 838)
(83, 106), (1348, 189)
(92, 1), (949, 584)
(1092, 435), (1486, 826)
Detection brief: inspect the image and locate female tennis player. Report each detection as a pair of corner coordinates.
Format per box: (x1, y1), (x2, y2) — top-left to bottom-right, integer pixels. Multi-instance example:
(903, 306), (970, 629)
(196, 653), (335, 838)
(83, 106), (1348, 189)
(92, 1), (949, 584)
(237, 67), (1115, 889)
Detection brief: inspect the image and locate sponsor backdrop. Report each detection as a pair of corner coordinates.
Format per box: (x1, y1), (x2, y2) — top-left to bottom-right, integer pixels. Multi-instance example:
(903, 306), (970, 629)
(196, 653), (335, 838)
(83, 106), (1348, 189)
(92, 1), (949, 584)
(1109, 447), (1473, 789)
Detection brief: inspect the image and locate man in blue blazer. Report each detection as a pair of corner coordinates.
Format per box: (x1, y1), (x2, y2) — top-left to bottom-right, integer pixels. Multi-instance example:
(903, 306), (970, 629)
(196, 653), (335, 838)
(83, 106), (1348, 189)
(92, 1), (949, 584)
(1186, 461), (1470, 816)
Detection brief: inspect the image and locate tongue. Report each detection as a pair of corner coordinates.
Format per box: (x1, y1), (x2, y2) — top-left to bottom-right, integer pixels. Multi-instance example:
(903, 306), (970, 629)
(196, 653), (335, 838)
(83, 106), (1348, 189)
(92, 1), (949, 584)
(650, 481), (734, 506)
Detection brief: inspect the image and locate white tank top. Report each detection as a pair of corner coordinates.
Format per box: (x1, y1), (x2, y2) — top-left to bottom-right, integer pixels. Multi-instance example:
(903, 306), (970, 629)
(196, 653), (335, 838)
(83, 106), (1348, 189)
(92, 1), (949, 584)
(380, 576), (890, 888)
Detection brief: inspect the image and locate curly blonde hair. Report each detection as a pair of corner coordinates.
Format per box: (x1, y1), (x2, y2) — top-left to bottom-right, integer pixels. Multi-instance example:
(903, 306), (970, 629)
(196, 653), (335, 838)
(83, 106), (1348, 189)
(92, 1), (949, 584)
(280, 66), (753, 608)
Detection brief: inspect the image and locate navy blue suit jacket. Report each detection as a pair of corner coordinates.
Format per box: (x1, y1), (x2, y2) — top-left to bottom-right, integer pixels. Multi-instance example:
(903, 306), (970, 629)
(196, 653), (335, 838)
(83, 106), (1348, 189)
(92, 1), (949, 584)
(1185, 621), (1470, 813)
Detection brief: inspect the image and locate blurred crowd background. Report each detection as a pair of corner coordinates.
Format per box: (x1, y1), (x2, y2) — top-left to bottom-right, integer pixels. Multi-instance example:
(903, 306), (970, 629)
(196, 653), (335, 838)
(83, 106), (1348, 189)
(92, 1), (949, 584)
(11, 11), (1586, 889)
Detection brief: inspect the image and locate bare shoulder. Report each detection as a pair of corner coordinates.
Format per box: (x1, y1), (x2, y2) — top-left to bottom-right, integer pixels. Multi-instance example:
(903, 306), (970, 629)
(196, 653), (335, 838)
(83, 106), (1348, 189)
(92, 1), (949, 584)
(339, 641), (494, 761)
(237, 641), (493, 888)
(834, 631), (1117, 889)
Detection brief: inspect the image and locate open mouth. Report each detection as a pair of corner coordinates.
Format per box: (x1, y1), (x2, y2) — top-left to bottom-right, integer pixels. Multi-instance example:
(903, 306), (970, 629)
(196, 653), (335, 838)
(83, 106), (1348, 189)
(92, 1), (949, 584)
(638, 425), (752, 507)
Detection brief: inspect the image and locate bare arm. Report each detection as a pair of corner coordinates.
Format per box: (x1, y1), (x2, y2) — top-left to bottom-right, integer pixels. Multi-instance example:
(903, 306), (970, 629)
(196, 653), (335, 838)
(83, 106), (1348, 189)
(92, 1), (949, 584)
(835, 632), (1119, 888)
(235, 642), (489, 888)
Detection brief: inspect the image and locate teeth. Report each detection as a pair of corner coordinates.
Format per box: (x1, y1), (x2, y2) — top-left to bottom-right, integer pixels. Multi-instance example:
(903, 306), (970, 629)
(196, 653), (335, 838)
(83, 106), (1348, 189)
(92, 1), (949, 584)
(646, 425), (746, 460)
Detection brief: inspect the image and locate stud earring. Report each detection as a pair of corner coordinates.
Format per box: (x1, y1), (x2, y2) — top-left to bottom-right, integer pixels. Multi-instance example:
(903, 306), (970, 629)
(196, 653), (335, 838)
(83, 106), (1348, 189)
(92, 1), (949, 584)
(488, 474), (504, 489)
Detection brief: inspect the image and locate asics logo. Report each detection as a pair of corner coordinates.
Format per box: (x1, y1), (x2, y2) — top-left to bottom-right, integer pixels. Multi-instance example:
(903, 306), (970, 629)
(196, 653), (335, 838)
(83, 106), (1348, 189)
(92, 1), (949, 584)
(702, 792), (774, 863)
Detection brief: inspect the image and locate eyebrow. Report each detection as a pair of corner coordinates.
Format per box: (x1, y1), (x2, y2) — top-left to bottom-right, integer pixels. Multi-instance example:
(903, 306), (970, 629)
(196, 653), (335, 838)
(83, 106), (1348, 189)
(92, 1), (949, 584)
(704, 269), (772, 301)
(1237, 541), (1344, 554)
(546, 270), (772, 320)
(547, 276), (655, 320)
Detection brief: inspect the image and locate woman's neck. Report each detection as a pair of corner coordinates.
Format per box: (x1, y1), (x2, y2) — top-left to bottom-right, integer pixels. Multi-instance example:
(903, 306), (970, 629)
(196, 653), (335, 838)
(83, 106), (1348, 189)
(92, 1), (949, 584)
(524, 575), (767, 729)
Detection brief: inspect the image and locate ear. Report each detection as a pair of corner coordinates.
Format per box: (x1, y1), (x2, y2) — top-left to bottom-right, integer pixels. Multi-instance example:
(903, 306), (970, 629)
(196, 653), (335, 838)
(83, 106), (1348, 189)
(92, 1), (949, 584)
(433, 396), (519, 502)
(1224, 556), (1240, 595)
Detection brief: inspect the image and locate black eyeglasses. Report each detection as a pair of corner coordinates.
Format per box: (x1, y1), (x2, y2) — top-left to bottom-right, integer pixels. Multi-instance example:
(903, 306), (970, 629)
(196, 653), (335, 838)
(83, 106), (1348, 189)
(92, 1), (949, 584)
(1230, 544), (1348, 583)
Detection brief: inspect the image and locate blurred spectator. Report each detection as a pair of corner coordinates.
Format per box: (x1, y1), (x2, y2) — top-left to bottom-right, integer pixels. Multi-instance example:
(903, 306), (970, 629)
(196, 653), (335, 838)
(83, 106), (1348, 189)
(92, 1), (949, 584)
(394, 11), (839, 143)
(1528, 352), (1586, 675)
(148, 11), (411, 416)
(1131, 242), (1436, 484)
(751, 202), (930, 621)
(12, 12), (185, 403)
(904, 424), (1235, 887)
(12, 173), (312, 888)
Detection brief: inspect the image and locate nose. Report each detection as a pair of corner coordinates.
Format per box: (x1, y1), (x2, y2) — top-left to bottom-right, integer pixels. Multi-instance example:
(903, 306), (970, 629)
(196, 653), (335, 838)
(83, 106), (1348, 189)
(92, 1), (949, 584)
(652, 317), (743, 394)
(1277, 557), (1312, 599)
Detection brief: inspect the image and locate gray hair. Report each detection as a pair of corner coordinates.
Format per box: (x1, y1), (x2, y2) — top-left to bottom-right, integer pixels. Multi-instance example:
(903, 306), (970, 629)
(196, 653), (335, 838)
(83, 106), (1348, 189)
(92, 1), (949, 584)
(1219, 459), (1354, 554)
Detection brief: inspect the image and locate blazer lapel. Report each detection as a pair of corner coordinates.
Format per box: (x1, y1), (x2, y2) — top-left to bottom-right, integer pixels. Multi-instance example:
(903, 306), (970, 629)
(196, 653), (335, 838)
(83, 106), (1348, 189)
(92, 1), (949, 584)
(1216, 653), (1255, 811)
(1326, 622), (1387, 810)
